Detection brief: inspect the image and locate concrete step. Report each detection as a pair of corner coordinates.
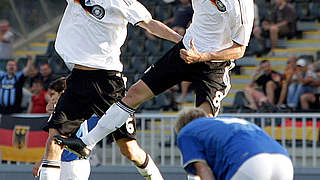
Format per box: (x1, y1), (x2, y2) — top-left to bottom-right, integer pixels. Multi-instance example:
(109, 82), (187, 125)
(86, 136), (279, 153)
(285, 39), (320, 48)
(45, 33), (56, 42)
(241, 65), (286, 75)
(272, 48), (319, 58)
(297, 21), (320, 31)
(13, 50), (46, 58)
(27, 42), (49, 52)
(303, 31), (320, 40)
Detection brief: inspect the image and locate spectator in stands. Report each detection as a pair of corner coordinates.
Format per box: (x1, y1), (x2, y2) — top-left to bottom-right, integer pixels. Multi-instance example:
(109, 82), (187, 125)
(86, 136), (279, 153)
(27, 78), (49, 113)
(164, 0), (193, 104)
(39, 63), (58, 90)
(276, 56), (297, 106)
(245, 60), (283, 111)
(299, 62), (320, 111)
(0, 19), (14, 59)
(0, 57), (33, 114)
(261, 0), (296, 54)
(286, 58), (317, 109)
(28, 64), (41, 88)
(246, 0), (266, 56)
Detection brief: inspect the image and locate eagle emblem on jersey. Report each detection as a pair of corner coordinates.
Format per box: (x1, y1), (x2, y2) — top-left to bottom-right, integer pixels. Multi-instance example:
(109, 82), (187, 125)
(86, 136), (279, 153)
(209, 0), (226, 12)
(92, 5), (105, 20)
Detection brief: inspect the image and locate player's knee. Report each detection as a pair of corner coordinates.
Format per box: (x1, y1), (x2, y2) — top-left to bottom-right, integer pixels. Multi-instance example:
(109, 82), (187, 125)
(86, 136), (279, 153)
(124, 84), (147, 107)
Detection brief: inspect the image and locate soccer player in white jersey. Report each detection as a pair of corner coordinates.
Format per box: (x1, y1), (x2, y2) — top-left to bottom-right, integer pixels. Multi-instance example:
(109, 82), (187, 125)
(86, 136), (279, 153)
(176, 108), (294, 180)
(39, 0), (182, 179)
(54, 0), (255, 169)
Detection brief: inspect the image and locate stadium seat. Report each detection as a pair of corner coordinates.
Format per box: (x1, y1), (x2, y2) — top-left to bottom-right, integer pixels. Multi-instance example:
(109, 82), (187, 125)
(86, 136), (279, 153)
(130, 56), (147, 73)
(294, 2), (315, 21)
(17, 57), (28, 71)
(48, 51), (71, 76)
(0, 59), (9, 71)
(144, 39), (161, 56)
(34, 55), (49, 69)
(298, 54), (314, 63)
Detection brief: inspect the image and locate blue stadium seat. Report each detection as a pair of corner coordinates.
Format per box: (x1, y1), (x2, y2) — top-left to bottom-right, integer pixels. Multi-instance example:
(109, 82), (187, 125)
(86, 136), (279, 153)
(144, 39), (161, 56)
(0, 59), (9, 72)
(17, 57), (28, 71)
(130, 56), (147, 73)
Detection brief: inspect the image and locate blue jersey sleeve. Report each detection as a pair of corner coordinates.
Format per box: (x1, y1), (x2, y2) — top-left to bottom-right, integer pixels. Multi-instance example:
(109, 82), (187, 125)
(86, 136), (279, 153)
(0, 71), (5, 77)
(177, 133), (206, 175)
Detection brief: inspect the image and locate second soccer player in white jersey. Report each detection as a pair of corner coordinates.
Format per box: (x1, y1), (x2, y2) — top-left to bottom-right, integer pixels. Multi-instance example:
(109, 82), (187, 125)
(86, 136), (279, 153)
(39, 0), (183, 179)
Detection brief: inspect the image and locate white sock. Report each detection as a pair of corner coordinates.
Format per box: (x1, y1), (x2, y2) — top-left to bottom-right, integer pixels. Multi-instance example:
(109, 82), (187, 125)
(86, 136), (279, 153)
(40, 160), (61, 180)
(39, 167), (61, 180)
(81, 102), (134, 149)
(136, 154), (164, 180)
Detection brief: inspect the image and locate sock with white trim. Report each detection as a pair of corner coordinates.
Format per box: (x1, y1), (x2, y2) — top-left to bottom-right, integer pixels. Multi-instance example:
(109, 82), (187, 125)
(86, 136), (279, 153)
(39, 160), (61, 180)
(81, 101), (135, 149)
(136, 154), (164, 180)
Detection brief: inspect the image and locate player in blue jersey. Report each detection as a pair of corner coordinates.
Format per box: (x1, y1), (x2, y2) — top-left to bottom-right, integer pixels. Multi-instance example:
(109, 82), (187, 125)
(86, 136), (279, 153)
(175, 108), (293, 180)
(33, 116), (99, 180)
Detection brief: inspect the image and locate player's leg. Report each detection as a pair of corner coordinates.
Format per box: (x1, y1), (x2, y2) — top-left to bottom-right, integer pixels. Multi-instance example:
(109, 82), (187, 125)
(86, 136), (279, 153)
(60, 160), (91, 180)
(112, 116), (163, 180)
(116, 138), (163, 180)
(230, 153), (273, 180)
(40, 70), (94, 180)
(270, 154), (294, 180)
(79, 42), (186, 149)
(39, 128), (64, 180)
(193, 60), (235, 117)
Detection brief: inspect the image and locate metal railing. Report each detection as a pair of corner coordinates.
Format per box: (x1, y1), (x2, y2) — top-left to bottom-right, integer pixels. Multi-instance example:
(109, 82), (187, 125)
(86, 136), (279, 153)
(0, 113), (319, 168)
(97, 113), (320, 168)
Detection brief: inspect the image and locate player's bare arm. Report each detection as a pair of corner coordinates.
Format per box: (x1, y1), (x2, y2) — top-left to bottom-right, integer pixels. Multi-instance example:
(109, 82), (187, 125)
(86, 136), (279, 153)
(180, 39), (246, 64)
(194, 161), (216, 180)
(137, 19), (183, 43)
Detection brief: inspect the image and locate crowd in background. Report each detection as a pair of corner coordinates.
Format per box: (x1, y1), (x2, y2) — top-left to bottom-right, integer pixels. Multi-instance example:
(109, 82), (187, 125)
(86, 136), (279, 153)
(242, 56), (320, 113)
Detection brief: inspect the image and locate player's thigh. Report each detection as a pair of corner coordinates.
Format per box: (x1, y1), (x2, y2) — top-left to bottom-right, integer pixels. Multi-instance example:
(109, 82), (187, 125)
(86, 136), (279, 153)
(60, 160), (91, 180)
(44, 73), (95, 136)
(231, 153), (273, 180)
(141, 41), (186, 96)
(91, 71), (126, 115)
(193, 60), (235, 116)
(271, 154), (294, 180)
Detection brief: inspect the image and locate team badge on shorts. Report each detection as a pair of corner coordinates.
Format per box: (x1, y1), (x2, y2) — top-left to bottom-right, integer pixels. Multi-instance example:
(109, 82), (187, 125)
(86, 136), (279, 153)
(91, 5), (105, 19)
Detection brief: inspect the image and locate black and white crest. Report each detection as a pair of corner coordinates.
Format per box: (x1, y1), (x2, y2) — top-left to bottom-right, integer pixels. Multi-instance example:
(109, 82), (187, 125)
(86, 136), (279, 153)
(91, 5), (105, 19)
(216, 0), (226, 12)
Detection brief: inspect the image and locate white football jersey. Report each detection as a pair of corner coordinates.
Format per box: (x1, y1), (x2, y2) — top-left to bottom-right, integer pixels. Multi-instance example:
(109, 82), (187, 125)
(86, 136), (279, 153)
(55, 0), (152, 71)
(183, 0), (254, 54)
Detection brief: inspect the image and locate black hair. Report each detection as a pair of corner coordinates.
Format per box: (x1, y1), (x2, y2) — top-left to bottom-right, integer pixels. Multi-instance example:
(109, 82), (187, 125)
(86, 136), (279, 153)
(48, 77), (66, 93)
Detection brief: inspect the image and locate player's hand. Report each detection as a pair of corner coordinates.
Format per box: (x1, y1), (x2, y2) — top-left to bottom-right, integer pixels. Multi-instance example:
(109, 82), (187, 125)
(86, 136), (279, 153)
(32, 161), (42, 177)
(180, 39), (202, 64)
